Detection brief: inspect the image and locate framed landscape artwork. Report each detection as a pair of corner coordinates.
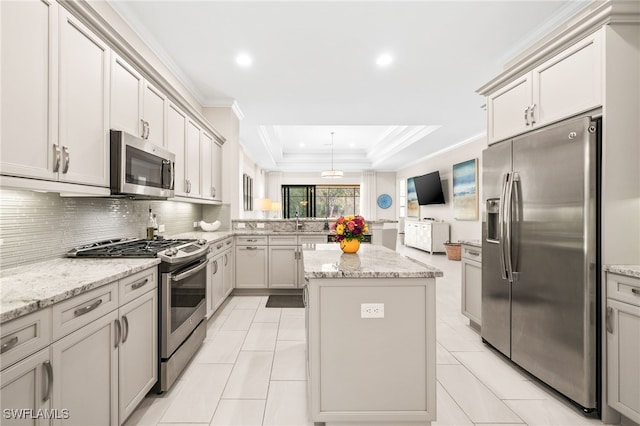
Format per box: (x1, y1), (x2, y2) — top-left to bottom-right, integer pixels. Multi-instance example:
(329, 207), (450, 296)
(453, 159), (478, 220)
(407, 177), (419, 218)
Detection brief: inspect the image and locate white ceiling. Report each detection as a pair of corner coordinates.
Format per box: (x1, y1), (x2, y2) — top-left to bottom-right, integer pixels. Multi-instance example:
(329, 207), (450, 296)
(109, 0), (591, 173)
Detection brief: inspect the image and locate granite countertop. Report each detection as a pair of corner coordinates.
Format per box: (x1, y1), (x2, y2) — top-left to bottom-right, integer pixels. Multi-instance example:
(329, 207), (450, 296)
(603, 265), (640, 279)
(459, 239), (481, 248)
(0, 258), (160, 323)
(169, 230), (234, 242)
(302, 244), (443, 279)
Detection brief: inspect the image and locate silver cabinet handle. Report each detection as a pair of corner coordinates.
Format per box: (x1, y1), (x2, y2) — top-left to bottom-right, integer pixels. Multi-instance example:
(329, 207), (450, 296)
(632, 288), (640, 296)
(186, 179), (191, 193)
(606, 307), (614, 334)
(524, 106), (530, 126)
(145, 121), (150, 139)
(212, 187), (216, 198)
(245, 246), (258, 250)
(42, 361), (53, 402)
(62, 146), (70, 174)
(224, 253), (228, 266)
(247, 239), (258, 242)
(53, 144), (61, 172)
(467, 250), (480, 257)
(140, 119), (146, 138)
(212, 259), (218, 274)
(172, 259), (208, 281)
(114, 318), (121, 348)
(529, 104), (536, 125)
(302, 285), (308, 307)
(121, 315), (129, 343)
(131, 278), (149, 291)
(216, 243), (223, 249)
(226, 240), (232, 246)
(0, 336), (19, 354)
(74, 298), (102, 317)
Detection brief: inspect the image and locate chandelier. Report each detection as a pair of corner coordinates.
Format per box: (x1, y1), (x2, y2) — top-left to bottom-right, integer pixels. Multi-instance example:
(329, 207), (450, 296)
(321, 132), (344, 179)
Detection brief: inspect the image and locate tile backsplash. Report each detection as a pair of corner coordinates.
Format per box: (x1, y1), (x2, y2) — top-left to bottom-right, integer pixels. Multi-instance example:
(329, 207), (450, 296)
(0, 189), (204, 270)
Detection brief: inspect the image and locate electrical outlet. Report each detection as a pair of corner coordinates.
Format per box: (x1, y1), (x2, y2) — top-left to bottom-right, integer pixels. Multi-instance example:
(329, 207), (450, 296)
(361, 303), (384, 319)
(237, 223), (246, 229)
(193, 221), (198, 228)
(158, 224), (165, 232)
(257, 222), (265, 228)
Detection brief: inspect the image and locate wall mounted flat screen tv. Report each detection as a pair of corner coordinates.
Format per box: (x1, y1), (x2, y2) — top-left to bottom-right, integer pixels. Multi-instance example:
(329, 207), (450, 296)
(414, 171), (445, 205)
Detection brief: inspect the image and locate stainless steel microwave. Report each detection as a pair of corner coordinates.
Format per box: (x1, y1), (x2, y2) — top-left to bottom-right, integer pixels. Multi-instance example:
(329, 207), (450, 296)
(110, 130), (175, 199)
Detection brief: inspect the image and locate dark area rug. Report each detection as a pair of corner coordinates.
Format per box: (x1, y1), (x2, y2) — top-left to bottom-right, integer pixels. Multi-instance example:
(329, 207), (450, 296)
(265, 295), (304, 308)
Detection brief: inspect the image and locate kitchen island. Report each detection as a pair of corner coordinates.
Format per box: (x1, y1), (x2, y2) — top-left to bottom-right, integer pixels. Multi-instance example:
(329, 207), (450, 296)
(303, 244), (442, 426)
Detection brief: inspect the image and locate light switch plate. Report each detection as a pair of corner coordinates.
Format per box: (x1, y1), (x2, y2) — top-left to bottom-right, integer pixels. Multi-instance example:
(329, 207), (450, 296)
(158, 224), (165, 232)
(237, 223), (246, 228)
(361, 303), (384, 318)
(257, 223), (265, 228)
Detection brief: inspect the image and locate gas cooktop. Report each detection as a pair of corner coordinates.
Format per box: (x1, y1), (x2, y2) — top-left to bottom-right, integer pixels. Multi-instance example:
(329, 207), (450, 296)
(66, 237), (208, 264)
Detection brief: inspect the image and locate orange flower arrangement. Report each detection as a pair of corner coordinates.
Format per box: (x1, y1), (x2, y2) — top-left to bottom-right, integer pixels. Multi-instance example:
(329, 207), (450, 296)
(331, 215), (368, 243)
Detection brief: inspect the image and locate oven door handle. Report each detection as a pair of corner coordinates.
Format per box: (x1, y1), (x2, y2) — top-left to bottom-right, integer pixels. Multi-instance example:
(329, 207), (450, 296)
(171, 259), (208, 282)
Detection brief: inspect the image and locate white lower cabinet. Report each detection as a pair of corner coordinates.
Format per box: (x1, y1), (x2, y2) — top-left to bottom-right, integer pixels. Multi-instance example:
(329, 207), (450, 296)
(404, 221), (450, 253)
(51, 310), (119, 426)
(268, 245), (298, 288)
(0, 266), (157, 426)
(461, 244), (482, 328)
(235, 246), (268, 288)
(607, 273), (640, 423)
(0, 348), (52, 426)
(208, 252), (225, 317)
(117, 289), (157, 424)
(222, 247), (234, 297)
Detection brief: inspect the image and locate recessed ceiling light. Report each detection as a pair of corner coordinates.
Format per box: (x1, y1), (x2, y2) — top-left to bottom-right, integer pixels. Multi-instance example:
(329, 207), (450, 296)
(236, 53), (252, 67)
(349, 143), (356, 148)
(376, 53), (393, 67)
(299, 143), (305, 148)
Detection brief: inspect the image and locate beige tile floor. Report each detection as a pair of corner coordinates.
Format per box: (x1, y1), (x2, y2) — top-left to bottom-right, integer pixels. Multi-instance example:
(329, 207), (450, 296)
(125, 244), (613, 426)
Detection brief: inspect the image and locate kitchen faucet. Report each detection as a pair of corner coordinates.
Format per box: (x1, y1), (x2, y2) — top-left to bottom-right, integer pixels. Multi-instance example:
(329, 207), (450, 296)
(295, 207), (303, 231)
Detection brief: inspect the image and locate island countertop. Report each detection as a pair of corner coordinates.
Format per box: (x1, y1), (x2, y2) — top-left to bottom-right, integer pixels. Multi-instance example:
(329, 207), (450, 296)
(302, 243), (443, 279)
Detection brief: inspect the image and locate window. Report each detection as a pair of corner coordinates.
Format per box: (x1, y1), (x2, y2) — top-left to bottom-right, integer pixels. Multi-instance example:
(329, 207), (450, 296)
(281, 185), (360, 218)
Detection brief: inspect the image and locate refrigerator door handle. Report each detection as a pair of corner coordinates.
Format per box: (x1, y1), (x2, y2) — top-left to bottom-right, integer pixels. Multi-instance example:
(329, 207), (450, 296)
(505, 173), (518, 283)
(498, 172), (510, 281)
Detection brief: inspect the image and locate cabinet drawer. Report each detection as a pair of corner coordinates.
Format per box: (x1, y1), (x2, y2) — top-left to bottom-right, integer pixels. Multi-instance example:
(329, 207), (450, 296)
(52, 282), (118, 341)
(607, 273), (640, 306)
(0, 308), (52, 371)
(461, 245), (482, 263)
(209, 239), (228, 257)
(120, 267), (157, 306)
(299, 235), (327, 245)
(236, 235), (268, 246)
(269, 235), (298, 245)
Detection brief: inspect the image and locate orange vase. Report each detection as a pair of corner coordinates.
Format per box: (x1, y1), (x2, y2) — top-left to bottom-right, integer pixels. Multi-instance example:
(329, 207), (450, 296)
(340, 239), (360, 253)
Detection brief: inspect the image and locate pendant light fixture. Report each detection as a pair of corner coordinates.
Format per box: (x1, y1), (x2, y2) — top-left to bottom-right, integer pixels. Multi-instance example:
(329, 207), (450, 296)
(321, 132), (344, 179)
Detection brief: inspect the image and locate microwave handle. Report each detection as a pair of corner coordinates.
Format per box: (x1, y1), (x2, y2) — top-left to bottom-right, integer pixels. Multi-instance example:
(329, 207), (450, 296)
(169, 161), (175, 190)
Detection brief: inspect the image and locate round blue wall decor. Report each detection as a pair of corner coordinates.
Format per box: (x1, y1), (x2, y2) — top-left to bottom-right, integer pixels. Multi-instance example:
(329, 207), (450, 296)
(377, 194), (392, 209)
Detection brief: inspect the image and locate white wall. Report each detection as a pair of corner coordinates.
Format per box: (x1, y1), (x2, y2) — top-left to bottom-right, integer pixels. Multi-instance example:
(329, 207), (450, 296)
(397, 135), (486, 242)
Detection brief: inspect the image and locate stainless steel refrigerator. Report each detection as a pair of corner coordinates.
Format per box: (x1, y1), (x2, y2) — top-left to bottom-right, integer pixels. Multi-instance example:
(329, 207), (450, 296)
(481, 115), (599, 412)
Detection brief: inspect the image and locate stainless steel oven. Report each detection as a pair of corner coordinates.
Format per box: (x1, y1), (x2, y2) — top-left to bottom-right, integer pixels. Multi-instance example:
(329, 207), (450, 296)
(157, 242), (209, 392)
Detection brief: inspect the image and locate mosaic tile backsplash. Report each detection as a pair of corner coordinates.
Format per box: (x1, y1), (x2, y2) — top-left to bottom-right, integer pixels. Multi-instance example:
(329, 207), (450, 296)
(0, 189), (204, 270)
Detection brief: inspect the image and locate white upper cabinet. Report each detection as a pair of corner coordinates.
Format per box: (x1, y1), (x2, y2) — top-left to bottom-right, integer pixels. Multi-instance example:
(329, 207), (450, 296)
(111, 53), (167, 147)
(58, 8), (110, 187)
(185, 119), (201, 198)
(200, 132), (213, 200)
(110, 53), (143, 137)
(143, 82), (167, 147)
(167, 102), (188, 197)
(487, 30), (602, 144)
(211, 141), (222, 202)
(1, 0), (58, 181)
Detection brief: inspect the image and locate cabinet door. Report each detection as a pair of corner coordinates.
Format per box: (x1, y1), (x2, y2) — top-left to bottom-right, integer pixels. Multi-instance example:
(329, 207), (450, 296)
(487, 74), (532, 144)
(200, 132), (213, 200)
(1, 348), (52, 426)
(222, 249), (234, 297)
(208, 255), (224, 316)
(167, 103), (187, 197)
(269, 246), (297, 288)
(118, 290), (157, 425)
(607, 298), (640, 423)
(461, 259), (482, 325)
(51, 310), (118, 426)
(185, 120), (201, 198)
(533, 31), (602, 127)
(142, 82), (167, 147)
(1, 0), (58, 181)
(211, 142), (223, 202)
(58, 9), (110, 187)
(110, 53), (143, 138)
(235, 247), (267, 288)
